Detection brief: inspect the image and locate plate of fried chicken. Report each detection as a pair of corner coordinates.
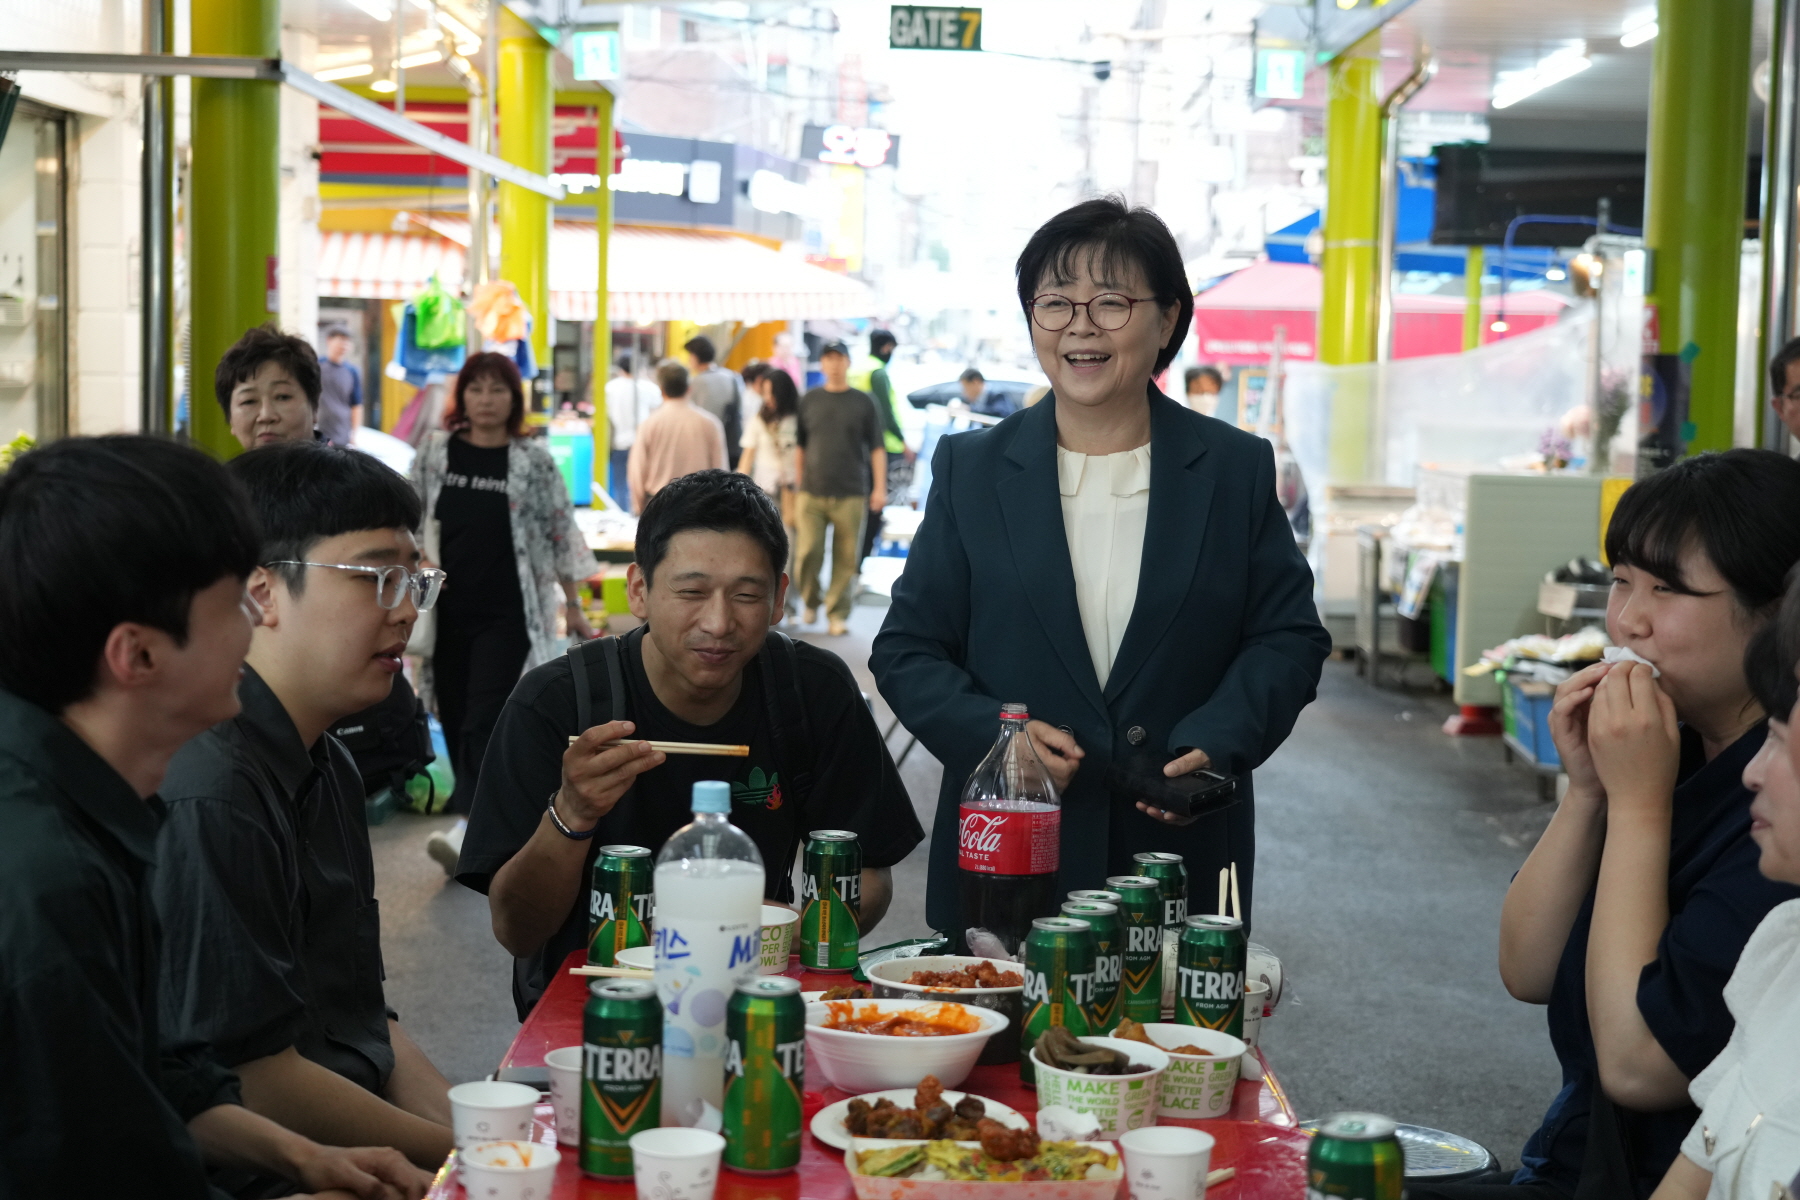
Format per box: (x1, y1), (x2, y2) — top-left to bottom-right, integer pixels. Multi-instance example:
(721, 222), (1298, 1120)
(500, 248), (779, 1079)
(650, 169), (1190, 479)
(810, 1073), (1032, 1153)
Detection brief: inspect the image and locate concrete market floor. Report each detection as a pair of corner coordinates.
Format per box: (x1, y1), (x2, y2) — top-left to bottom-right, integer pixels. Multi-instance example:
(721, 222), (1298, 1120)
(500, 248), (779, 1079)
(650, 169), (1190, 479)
(372, 605), (1562, 1169)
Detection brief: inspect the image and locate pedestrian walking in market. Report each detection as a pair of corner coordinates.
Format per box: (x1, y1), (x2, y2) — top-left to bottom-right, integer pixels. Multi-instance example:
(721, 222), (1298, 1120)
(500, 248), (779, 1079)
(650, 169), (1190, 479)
(871, 197), (1329, 932)
(794, 340), (887, 637)
(604, 352), (661, 511)
(685, 334), (747, 463)
(849, 329), (913, 561)
(410, 352), (598, 874)
(317, 323), (364, 447)
(627, 360), (728, 512)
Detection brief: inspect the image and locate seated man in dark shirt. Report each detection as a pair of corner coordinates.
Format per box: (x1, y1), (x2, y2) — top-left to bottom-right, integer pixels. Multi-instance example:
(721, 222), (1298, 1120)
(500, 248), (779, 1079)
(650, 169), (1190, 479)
(0, 435), (423, 1199)
(154, 441), (456, 1175)
(458, 469), (926, 1017)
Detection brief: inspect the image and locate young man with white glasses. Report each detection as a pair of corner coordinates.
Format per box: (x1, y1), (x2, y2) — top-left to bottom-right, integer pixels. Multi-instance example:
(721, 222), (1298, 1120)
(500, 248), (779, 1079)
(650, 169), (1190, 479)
(154, 442), (456, 1188)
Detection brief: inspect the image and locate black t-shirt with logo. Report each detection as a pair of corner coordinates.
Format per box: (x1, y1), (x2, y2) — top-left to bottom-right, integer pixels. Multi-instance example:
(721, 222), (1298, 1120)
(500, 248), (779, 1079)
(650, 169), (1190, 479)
(457, 630), (924, 1017)
(436, 436), (523, 619)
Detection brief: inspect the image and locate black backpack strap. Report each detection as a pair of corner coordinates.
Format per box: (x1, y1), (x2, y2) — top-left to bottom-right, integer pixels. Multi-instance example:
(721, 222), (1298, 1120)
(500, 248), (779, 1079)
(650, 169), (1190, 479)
(565, 627), (642, 734)
(759, 630), (815, 806)
(603, 629), (631, 724)
(567, 639), (594, 733)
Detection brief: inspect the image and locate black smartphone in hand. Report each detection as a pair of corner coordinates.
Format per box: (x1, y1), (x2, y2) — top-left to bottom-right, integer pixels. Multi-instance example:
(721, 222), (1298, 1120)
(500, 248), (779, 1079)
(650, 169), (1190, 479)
(1106, 754), (1239, 820)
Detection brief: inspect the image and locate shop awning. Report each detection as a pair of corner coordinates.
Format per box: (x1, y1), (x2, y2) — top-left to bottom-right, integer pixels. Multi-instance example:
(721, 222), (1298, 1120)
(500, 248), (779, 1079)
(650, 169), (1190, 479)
(318, 220), (874, 323)
(1191, 261), (1571, 365)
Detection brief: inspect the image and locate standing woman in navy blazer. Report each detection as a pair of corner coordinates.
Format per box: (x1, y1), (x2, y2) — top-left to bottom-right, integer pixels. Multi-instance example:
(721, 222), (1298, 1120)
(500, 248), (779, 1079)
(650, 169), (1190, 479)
(871, 198), (1331, 938)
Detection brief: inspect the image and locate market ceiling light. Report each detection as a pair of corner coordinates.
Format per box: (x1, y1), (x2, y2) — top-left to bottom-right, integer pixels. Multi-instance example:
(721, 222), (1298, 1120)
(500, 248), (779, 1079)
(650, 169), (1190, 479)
(370, 78), (398, 93)
(316, 63), (375, 82)
(1620, 10), (1658, 47)
(1491, 46), (1591, 109)
(397, 49), (443, 69)
(343, 0), (394, 21)
(436, 11), (481, 48)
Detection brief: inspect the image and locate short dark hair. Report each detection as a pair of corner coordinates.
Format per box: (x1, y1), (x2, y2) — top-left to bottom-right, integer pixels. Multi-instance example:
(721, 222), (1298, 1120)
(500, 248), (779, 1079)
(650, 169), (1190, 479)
(615, 354), (635, 374)
(959, 367), (985, 384)
(635, 469), (787, 585)
(215, 324), (322, 415)
(1015, 196), (1195, 374)
(1605, 449), (1800, 614)
(1772, 336), (1800, 396)
(1746, 565), (1800, 719)
(0, 436), (261, 712)
(1185, 365), (1223, 390)
(871, 330), (897, 356)
(445, 351), (526, 437)
(684, 335), (717, 364)
(741, 362), (770, 386)
(657, 361), (690, 398)
(228, 442), (422, 595)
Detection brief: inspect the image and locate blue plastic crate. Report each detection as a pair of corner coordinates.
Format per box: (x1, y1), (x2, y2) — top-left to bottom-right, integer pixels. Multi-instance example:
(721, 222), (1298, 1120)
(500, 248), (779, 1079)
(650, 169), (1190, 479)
(1508, 680), (1560, 769)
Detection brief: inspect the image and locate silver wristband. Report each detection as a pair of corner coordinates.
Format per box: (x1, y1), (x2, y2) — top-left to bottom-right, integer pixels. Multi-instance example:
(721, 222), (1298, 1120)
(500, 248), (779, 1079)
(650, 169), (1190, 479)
(547, 790), (598, 840)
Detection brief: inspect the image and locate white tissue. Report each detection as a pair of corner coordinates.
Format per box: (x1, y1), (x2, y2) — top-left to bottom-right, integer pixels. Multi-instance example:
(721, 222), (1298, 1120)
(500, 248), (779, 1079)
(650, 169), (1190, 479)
(1035, 1105), (1101, 1141)
(1602, 646), (1662, 678)
(964, 928), (1016, 962)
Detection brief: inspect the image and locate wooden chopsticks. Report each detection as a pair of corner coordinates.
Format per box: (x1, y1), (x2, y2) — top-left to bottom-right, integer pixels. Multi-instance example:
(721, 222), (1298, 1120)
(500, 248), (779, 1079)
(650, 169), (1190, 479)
(566, 736), (749, 757)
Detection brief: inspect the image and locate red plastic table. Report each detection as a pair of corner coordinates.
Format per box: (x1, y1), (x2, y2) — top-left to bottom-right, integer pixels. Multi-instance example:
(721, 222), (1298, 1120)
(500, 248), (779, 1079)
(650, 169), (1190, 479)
(428, 953), (1308, 1199)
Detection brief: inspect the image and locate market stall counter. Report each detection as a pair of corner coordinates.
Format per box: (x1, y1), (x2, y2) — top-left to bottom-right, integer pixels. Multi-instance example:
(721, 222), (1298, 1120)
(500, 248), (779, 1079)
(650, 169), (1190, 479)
(425, 951), (1306, 1199)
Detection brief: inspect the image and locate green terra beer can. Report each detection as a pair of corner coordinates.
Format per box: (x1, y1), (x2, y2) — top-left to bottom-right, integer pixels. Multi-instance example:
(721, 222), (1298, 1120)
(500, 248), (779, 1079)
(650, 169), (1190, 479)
(723, 976), (806, 1174)
(1307, 1112), (1405, 1200)
(586, 845), (653, 967)
(800, 830), (861, 972)
(1105, 875), (1165, 1024)
(1132, 851), (1189, 929)
(1067, 889), (1123, 906)
(580, 979), (662, 1179)
(1020, 916), (1097, 1086)
(1060, 900), (1121, 1033)
(1176, 913), (1247, 1038)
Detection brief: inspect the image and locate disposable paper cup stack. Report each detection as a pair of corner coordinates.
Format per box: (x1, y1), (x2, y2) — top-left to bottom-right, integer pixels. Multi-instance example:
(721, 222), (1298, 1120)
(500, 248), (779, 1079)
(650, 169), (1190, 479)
(1029, 1037), (1169, 1136)
(631, 1127), (725, 1200)
(1120, 1126), (1215, 1200)
(448, 1080), (539, 1150)
(544, 1046), (583, 1147)
(759, 904), (801, 974)
(1139, 1025), (1245, 1119)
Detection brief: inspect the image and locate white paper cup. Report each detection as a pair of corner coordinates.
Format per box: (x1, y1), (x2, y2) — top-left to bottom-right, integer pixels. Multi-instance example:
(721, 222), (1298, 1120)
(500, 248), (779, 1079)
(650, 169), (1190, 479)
(1141, 1025), (1245, 1119)
(1030, 1036), (1169, 1136)
(544, 1046), (583, 1148)
(615, 944), (654, 972)
(1241, 981), (1269, 1049)
(630, 1127), (724, 1200)
(759, 905), (801, 974)
(448, 1080), (540, 1150)
(1121, 1126), (1215, 1200)
(459, 1140), (560, 1200)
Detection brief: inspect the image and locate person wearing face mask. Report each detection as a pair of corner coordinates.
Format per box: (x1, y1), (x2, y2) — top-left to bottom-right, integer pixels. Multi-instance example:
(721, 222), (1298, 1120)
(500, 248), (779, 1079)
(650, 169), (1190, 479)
(217, 324), (322, 450)
(1420, 451), (1800, 1200)
(1642, 571), (1800, 1200)
(870, 197), (1331, 935)
(410, 353), (599, 838)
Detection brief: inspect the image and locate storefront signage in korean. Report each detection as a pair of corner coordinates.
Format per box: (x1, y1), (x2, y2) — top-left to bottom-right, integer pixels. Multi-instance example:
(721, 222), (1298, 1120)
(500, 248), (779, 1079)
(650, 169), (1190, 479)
(889, 6), (982, 51)
(799, 124), (901, 170)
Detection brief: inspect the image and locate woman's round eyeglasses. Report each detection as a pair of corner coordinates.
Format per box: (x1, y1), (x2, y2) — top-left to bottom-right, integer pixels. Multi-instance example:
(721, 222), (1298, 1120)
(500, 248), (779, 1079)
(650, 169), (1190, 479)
(266, 561), (447, 611)
(1029, 292), (1158, 332)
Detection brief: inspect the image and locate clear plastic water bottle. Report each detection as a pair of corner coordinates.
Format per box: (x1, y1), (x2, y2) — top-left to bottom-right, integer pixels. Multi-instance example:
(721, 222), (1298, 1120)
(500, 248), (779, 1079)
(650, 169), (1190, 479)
(958, 702), (1062, 957)
(654, 780), (765, 1127)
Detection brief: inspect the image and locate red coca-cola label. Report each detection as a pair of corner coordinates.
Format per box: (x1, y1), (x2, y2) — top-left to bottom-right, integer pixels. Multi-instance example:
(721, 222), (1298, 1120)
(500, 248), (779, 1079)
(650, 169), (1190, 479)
(958, 805), (1060, 875)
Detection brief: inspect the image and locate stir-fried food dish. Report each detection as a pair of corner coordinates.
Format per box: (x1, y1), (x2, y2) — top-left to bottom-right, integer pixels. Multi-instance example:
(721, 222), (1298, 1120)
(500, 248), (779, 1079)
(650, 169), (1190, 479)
(853, 1139), (1120, 1182)
(1032, 1025), (1150, 1074)
(822, 1001), (984, 1036)
(904, 962), (1025, 989)
(843, 1075), (990, 1140)
(819, 983), (872, 1001)
(1114, 1018), (1213, 1056)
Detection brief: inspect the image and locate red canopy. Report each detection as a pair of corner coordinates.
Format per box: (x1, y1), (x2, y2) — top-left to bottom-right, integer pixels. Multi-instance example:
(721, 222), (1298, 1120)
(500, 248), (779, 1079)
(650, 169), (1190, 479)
(1191, 261), (1570, 365)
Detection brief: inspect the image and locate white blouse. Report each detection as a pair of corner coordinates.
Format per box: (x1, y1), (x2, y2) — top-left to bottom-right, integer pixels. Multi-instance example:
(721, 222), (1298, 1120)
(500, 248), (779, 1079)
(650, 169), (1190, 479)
(1057, 443), (1152, 689)
(1681, 898), (1800, 1200)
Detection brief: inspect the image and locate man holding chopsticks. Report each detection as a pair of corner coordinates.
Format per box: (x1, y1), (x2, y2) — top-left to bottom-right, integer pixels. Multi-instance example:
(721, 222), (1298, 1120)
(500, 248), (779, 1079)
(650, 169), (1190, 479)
(457, 470), (924, 1019)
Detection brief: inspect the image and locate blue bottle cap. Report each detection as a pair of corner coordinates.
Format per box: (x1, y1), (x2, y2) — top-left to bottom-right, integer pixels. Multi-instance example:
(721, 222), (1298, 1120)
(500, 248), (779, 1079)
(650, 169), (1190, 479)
(692, 780), (731, 813)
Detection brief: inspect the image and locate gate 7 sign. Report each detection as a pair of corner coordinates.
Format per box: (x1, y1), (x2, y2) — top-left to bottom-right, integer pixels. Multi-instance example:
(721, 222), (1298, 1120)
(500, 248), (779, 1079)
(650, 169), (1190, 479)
(890, 6), (983, 51)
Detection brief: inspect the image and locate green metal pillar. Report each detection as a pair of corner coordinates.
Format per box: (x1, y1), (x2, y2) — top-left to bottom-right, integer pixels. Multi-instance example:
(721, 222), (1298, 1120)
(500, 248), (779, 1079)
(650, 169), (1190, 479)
(189, 0), (280, 458)
(1320, 32), (1382, 481)
(1642, 0), (1754, 463)
(591, 88), (614, 495)
(1463, 247), (1485, 351)
(499, 22), (552, 407)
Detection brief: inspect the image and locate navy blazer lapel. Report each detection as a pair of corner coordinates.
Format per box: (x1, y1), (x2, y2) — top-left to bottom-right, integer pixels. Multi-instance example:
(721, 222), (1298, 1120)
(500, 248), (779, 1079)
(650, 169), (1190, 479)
(1104, 394), (1213, 704)
(996, 398), (1109, 720)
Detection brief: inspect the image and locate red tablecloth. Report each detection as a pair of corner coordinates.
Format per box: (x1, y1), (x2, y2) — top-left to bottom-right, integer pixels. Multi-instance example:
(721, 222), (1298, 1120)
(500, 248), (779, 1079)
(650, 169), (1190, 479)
(429, 953), (1307, 1199)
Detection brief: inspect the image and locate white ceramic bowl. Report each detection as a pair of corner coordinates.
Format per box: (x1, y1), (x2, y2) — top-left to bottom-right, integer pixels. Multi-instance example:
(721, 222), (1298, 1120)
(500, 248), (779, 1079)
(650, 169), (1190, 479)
(804, 998), (1009, 1092)
(864, 956), (1024, 1065)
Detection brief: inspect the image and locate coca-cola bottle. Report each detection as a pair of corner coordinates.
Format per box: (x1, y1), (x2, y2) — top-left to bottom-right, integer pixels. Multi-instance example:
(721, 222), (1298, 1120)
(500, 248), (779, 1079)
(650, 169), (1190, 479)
(958, 702), (1062, 956)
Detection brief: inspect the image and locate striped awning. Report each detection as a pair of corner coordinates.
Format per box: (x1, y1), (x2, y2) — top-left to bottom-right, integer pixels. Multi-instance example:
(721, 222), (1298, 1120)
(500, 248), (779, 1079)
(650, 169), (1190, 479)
(318, 220), (873, 323)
